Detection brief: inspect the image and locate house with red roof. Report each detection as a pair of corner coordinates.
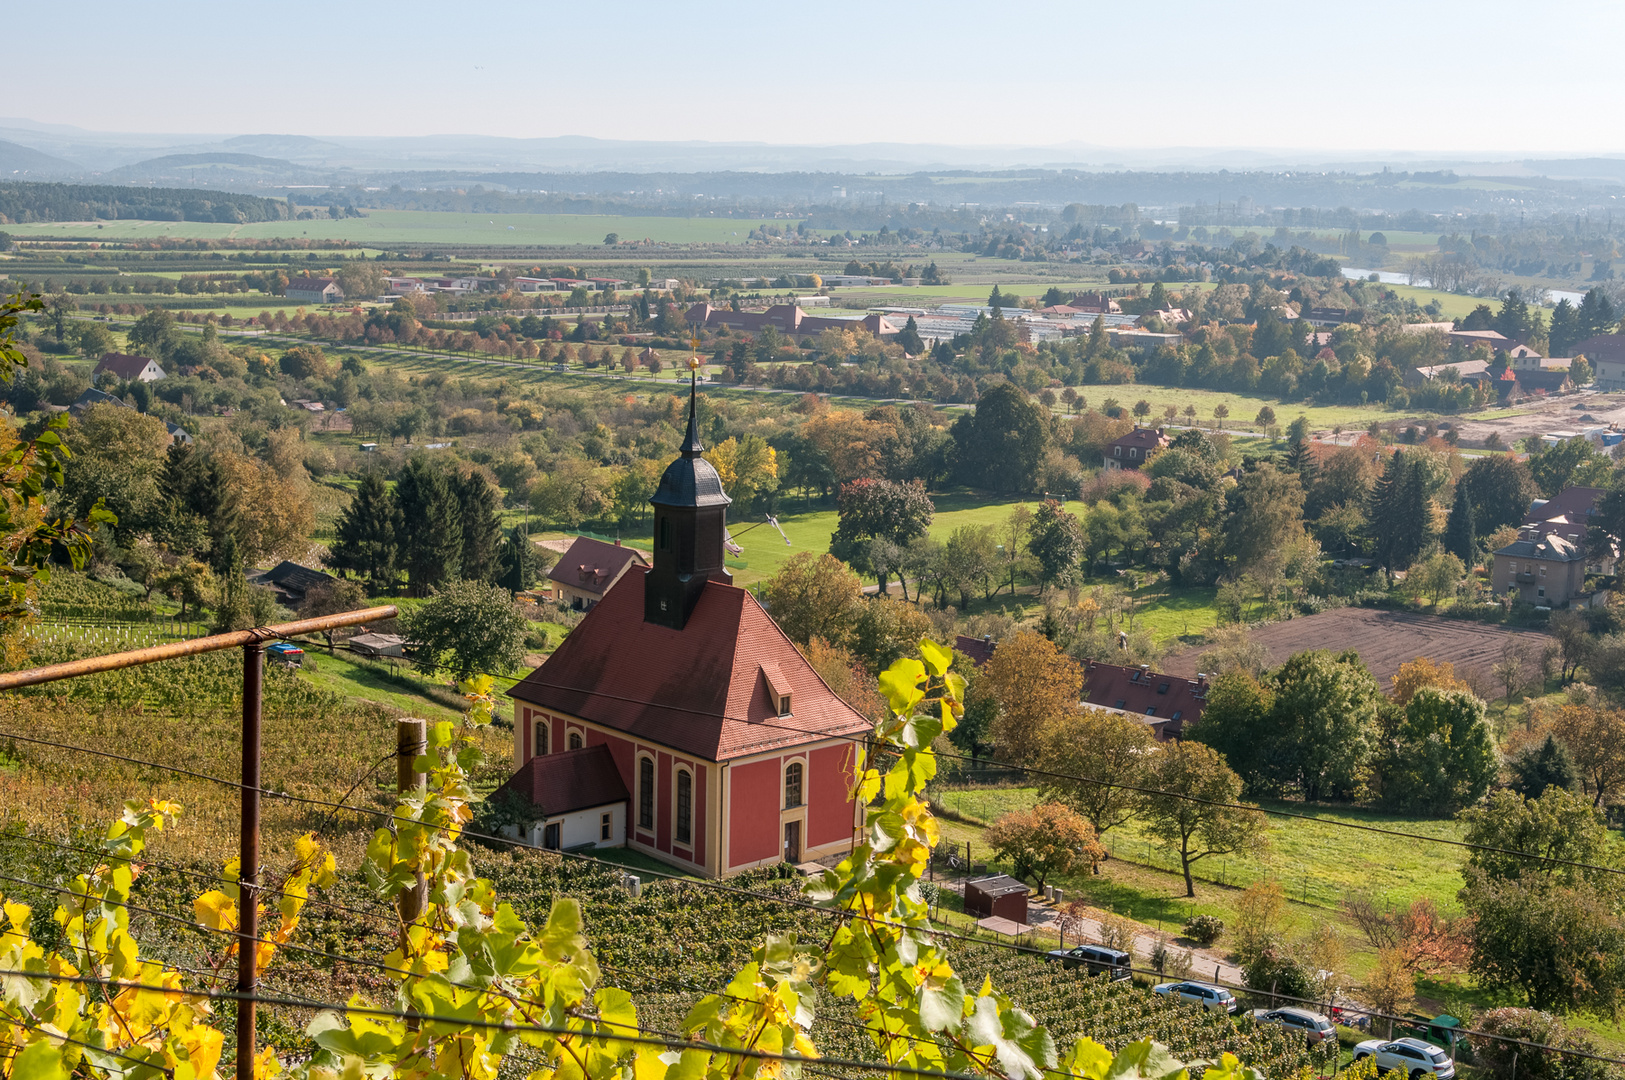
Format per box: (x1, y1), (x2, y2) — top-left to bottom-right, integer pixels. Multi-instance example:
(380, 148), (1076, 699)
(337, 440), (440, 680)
(504, 381), (869, 876)
(1102, 426), (1170, 471)
(1081, 659), (1208, 739)
(547, 536), (649, 610)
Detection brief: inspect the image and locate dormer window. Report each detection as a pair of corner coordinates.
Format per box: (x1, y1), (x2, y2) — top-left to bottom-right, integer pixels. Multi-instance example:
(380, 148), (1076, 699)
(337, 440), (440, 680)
(761, 662), (792, 718)
(1114, 446), (1122, 457)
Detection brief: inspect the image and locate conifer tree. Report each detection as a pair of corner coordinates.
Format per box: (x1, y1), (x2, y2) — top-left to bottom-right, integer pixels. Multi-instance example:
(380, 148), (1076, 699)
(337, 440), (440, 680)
(454, 469), (504, 582)
(497, 525), (541, 594)
(1369, 451), (1433, 585)
(1283, 437), (1318, 490)
(394, 457), (462, 593)
(330, 469), (401, 585)
(1444, 482), (1477, 565)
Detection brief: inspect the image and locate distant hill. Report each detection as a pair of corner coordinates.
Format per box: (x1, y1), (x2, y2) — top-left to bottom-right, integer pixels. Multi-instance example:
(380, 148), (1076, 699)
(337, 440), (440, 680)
(122, 152), (296, 169)
(0, 180), (291, 224)
(0, 139), (79, 177)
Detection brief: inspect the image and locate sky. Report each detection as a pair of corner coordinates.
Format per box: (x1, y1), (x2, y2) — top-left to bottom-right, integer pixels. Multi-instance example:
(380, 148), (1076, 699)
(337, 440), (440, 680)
(9, 0), (1625, 157)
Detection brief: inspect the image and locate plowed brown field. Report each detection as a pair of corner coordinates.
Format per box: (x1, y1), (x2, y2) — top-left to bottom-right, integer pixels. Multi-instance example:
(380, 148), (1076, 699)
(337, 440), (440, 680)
(1161, 607), (1553, 689)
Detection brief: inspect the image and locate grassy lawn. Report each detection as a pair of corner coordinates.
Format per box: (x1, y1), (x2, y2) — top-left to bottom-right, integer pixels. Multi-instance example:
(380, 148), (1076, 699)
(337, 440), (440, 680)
(293, 648), (465, 722)
(934, 787), (1469, 918)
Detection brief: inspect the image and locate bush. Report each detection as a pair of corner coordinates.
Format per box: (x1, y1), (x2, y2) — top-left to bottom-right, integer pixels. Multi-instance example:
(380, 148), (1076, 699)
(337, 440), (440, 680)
(1473, 1008), (1613, 1080)
(1183, 914), (1225, 945)
(1243, 946), (1318, 1003)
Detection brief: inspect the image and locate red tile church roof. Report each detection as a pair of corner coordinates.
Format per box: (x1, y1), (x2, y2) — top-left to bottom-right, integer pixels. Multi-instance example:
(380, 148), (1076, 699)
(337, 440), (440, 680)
(507, 568), (870, 761)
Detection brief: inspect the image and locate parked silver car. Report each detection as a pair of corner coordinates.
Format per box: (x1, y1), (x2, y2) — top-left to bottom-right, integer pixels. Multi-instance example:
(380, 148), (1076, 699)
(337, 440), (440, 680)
(1250, 1007), (1335, 1045)
(1152, 980), (1237, 1013)
(1353, 1038), (1456, 1079)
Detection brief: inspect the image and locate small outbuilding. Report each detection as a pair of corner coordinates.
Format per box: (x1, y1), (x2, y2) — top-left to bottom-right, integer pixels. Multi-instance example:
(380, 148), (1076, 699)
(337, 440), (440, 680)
(964, 875), (1030, 923)
(489, 744), (630, 852)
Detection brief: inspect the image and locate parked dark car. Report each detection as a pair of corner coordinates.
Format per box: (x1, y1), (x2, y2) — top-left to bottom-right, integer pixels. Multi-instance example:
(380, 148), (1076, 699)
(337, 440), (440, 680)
(1044, 945), (1132, 980)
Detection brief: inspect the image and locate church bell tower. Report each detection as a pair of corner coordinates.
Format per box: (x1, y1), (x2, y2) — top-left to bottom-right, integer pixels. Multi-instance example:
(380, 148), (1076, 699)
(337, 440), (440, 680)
(644, 361), (731, 630)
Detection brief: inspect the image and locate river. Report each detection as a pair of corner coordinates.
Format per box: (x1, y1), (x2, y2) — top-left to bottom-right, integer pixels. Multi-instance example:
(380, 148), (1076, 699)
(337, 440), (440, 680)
(1339, 266), (1584, 306)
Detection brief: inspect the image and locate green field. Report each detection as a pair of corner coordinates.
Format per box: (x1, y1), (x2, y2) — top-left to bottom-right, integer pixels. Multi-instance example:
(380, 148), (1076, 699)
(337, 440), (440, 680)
(6, 211), (806, 246)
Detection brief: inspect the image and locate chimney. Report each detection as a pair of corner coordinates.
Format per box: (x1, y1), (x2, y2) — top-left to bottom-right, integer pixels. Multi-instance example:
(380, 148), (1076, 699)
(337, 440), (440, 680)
(614, 538), (621, 547)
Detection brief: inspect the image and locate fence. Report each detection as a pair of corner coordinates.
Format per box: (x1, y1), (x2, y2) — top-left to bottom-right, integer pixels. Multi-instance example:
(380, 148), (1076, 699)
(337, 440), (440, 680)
(0, 605), (396, 1080)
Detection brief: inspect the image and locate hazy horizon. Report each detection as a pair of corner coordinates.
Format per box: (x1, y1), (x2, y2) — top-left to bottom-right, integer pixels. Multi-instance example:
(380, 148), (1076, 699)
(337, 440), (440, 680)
(10, 0), (1624, 159)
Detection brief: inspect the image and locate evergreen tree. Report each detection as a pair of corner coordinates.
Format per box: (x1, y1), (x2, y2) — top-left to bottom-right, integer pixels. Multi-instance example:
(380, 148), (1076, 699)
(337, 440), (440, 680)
(394, 457), (462, 594)
(454, 469), (504, 582)
(1443, 482), (1476, 565)
(497, 526), (541, 595)
(1494, 289), (1533, 341)
(987, 285), (1007, 311)
(330, 470), (400, 585)
(898, 316), (924, 355)
(159, 443), (235, 566)
(1548, 298), (1582, 356)
(1508, 733), (1579, 799)
(1577, 286), (1618, 339)
(1148, 281), (1168, 310)
(1283, 438), (1318, 490)
(1369, 451), (1432, 585)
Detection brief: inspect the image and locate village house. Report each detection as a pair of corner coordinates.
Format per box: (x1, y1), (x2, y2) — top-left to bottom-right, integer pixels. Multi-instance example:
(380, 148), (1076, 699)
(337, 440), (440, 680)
(500, 380), (869, 876)
(93, 352), (165, 383)
(285, 277), (343, 304)
(1576, 333), (1625, 390)
(1525, 487), (1617, 574)
(1492, 529), (1589, 606)
(546, 536), (649, 611)
(1080, 659), (1208, 739)
(1102, 427), (1170, 471)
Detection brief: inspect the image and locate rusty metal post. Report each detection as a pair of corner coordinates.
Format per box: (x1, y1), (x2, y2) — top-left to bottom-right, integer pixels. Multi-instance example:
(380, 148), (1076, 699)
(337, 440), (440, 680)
(237, 641), (264, 1080)
(396, 717), (427, 1032)
(396, 717), (428, 924)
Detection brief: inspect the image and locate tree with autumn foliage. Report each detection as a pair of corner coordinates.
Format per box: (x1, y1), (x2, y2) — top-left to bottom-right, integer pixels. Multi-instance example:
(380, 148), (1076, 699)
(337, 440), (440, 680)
(986, 803), (1105, 890)
(1390, 656), (1471, 705)
(979, 629), (1084, 764)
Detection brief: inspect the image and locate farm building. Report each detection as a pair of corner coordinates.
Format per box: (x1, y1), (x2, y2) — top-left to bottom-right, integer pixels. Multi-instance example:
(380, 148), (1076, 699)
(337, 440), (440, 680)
(683, 302), (900, 341)
(504, 381), (869, 877)
(285, 277), (343, 303)
(248, 560), (335, 607)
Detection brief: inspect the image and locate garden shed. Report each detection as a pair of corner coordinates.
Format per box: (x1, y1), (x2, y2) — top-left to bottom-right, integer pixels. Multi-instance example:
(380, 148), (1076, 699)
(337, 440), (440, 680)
(964, 875), (1029, 923)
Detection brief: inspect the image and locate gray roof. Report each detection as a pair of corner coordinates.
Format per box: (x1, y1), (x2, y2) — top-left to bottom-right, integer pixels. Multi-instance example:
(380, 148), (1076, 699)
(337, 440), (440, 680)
(1494, 533), (1586, 563)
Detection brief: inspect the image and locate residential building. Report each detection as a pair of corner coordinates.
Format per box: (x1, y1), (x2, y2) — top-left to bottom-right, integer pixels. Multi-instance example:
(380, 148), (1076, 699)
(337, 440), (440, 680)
(1080, 659), (1208, 739)
(1575, 333), (1625, 390)
(1446, 328), (1511, 351)
(285, 277), (343, 303)
(1491, 529), (1588, 606)
(546, 537), (650, 611)
(1506, 369), (1575, 398)
(1512, 353), (1577, 373)
(93, 352), (165, 383)
(503, 385), (870, 876)
(1525, 487), (1617, 574)
(1102, 427), (1170, 471)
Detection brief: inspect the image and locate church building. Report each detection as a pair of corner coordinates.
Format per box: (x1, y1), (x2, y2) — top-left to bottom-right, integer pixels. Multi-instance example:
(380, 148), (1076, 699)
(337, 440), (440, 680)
(497, 370), (870, 877)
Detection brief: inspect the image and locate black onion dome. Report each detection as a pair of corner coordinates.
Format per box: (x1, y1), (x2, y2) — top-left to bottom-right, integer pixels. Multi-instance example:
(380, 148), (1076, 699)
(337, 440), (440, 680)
(652, 453), (730, 507)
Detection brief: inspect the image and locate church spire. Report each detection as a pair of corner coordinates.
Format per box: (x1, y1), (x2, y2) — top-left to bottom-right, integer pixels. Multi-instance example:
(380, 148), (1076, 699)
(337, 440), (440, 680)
(644, 350), (731, 630)
(680, 356), (704, 457)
